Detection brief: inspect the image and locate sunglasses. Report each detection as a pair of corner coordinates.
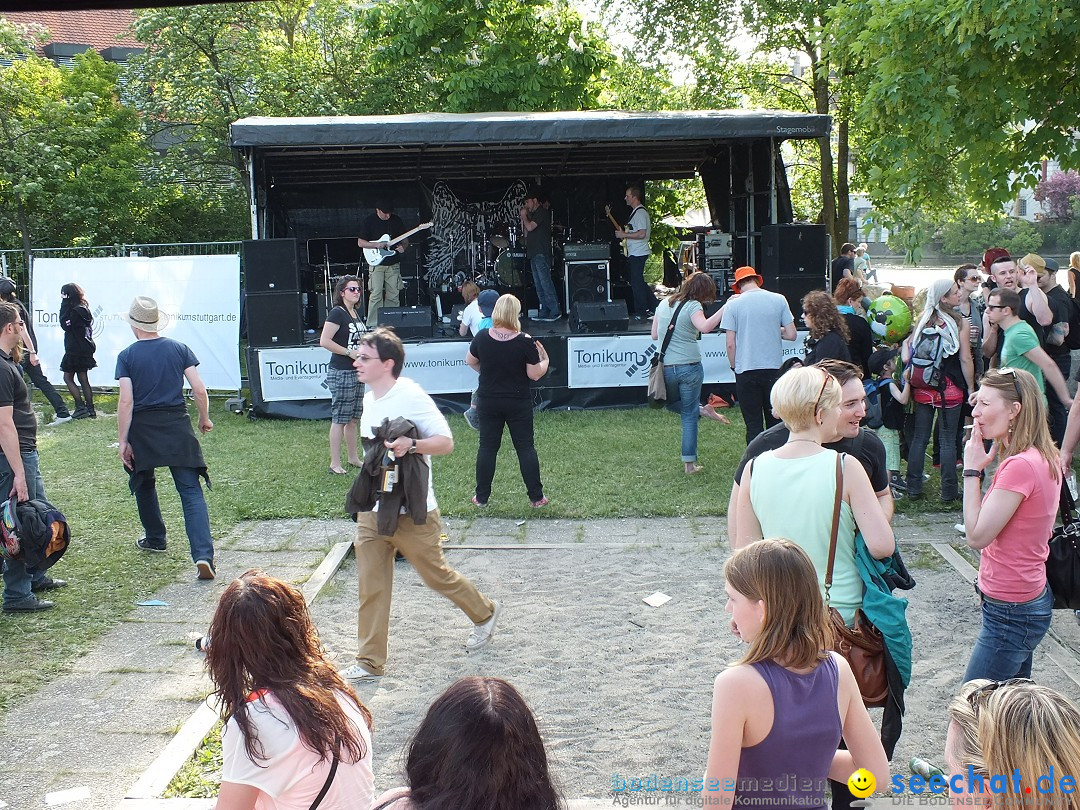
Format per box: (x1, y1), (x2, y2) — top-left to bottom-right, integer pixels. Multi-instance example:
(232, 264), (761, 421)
(344, 286), (361, 293)
(998, 367), (1023, 400)
(814, 369), (833, 412)
(967, 677), (1034, 706)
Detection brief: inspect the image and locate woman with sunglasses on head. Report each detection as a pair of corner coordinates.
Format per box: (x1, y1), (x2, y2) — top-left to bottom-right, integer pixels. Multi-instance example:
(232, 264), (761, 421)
(901, 278), (975, 503)
(705, 539), (888, 809)
(734, 366), (896, 613)
(961, 368), (1059, 683)
(208, 569), (374, 810)
(946, 678), (1080, 810)
(320, 276), (367, 475)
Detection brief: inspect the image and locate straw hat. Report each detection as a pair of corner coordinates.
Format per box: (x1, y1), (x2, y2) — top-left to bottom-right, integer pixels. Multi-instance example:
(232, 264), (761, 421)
(127, 296), (169, 332)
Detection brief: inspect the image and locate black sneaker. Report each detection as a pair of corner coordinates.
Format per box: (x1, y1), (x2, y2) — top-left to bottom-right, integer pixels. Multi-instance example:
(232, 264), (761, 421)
(136, 537), (167, 553)
(31, 576), (68, 592)
(3, 596), (54, 612)
(195, 559), (216, 580)
(71, 405), (90, 420)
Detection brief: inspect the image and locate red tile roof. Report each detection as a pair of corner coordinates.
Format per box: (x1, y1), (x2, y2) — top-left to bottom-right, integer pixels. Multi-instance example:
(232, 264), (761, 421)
(1, 9), (142, 53)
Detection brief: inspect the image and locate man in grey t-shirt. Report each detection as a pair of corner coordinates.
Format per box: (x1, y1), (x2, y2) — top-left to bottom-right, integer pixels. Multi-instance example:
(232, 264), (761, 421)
(719, 265), (797, 443)
(520, 189), (560, 322)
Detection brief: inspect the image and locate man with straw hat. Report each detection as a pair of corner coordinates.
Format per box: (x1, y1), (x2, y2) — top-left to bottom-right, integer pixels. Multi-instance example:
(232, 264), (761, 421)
(116, 296), (216, 580)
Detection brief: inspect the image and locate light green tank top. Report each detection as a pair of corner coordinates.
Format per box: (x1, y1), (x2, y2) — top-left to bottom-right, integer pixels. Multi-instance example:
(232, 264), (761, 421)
(748, 448), (863, 624)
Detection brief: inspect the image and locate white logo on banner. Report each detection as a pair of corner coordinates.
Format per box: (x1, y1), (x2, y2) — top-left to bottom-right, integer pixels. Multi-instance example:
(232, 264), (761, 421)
(32, 255), (241, 390)
(567, 332), (807, 389)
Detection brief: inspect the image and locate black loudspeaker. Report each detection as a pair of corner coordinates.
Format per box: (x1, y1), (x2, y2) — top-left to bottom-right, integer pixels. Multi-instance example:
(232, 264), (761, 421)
(570, 300), (629, 333)
(246, 292), (303, 347)
(760, 225), (829, 325)
(377, 306), (433, 338)
(760, 225), (829, 282)
(564, 261), (610, 312)
(243, 239), (300, 292)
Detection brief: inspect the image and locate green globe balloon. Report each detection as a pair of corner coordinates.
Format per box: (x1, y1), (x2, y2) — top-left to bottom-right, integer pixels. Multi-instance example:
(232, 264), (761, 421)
(866, 294), (913, 344)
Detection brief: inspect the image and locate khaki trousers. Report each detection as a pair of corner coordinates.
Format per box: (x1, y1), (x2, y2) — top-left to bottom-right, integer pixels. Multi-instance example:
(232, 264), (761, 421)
(354, 509), (494, 674)
(366, 264), (402, 324)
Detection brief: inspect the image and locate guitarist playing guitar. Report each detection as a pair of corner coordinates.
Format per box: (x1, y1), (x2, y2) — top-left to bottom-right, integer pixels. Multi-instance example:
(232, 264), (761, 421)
(358, 203), (428, 325)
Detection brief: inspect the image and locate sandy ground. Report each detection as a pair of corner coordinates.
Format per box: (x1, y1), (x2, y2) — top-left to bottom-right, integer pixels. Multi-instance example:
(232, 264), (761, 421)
(308, 515), (1080, 803)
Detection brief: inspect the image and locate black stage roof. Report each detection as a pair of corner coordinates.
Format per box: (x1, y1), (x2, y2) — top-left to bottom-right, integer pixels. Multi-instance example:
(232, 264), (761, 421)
(231, 110), (831, 186)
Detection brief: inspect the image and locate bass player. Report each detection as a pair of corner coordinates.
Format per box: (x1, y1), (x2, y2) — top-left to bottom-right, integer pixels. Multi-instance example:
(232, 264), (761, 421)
(358, 202), (411, 325)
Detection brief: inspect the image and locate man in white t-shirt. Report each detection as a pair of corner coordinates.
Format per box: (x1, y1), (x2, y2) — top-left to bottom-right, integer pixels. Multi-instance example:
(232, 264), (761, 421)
(614, 185), (656, 319)
(341, 328), (500, 682)
(719, 265), (797, 443)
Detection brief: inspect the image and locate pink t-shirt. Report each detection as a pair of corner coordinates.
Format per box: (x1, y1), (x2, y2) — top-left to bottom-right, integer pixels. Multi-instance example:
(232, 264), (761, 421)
(978, 447), (1058, 602)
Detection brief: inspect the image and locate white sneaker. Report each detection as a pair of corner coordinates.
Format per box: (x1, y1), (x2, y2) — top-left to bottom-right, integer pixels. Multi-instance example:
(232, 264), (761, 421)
(466, 600), (502, 652)
(954, 523), (966, 534)
(48, 414), (73, 426)
(341, 663), (382, 682)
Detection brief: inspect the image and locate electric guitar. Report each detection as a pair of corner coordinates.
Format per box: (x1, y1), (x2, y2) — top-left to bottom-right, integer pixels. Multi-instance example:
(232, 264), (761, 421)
(363, 222), (432, 266)
(605, 205), (628, 256)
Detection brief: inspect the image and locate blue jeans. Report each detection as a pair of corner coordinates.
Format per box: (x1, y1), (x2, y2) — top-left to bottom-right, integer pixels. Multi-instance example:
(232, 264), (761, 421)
(906, 401), (961, 499)
(133, 467), (215, 563)
(664, 362), (704, 462)
(530, 253), (561, 318)
(0, 450), (48, 605)
(963, 585), (1053, 682)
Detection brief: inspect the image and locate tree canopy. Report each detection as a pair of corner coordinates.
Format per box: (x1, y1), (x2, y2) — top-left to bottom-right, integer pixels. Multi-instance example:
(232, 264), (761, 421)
(832, 0), (1080, 219)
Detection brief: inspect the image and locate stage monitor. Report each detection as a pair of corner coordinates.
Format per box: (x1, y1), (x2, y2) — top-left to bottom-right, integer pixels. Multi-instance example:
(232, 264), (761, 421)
(377, 306), (433, 338)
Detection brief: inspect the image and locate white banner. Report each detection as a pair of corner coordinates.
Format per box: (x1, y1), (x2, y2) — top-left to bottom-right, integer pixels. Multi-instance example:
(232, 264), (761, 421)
(256, 340), (478, 401)
(567, 332), (807, 389)
(31, 256), (241, 390)
(256, 347), (331, 401)
(399, 341), (478, 394)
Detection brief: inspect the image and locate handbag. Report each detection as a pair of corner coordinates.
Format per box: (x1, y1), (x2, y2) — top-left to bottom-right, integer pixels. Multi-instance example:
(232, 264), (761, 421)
(824, 453), (889, 708)
(647, 300), (690, 406)
(1047, 478), (1080, 609)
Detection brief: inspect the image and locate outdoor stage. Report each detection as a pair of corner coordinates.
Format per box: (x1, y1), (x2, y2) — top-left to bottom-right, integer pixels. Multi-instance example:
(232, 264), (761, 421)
(233, 109), (828, 418)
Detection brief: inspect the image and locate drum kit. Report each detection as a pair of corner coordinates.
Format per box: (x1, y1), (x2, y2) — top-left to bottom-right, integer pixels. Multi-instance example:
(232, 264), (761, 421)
(457, 216), (525, 289)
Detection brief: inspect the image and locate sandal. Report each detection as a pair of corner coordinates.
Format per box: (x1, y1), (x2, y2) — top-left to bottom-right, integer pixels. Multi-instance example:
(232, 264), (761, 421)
(685, 464), (704, 475)
(329, 466), (348, 475)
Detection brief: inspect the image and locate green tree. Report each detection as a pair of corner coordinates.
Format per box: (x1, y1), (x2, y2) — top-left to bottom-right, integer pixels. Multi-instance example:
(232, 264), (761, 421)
(606, 0), (858, 250)
(831, 0), (1080, 221)
(0, 26), (157, 260)
(362, 0), (611, 112)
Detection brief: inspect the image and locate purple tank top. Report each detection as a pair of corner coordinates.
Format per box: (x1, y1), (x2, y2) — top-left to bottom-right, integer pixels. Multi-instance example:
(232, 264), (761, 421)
(734, 655), (842, 810)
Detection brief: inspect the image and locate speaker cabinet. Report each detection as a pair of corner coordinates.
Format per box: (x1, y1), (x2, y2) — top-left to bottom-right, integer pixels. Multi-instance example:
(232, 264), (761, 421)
(570, 300), (629, 334)
(377, 306), (433, 338)
(760, 225), (829, 327)
(243, 239), (300, 292)
(246, 292), (303, 347)
(564, 260), (610, 312)
(760, 225), (829, 283)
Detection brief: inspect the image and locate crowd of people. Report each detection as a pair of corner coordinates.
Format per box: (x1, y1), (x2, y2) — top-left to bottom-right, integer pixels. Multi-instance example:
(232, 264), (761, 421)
(6, 236), (1080, 807)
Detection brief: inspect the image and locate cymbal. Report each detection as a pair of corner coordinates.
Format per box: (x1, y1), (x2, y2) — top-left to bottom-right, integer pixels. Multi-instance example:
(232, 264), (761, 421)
(490, 236), (509, 249)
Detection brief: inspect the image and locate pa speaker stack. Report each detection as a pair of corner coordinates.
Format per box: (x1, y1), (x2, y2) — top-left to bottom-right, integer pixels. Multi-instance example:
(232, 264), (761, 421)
(244, 239), (303, 347)
(759, 225), (829, 326)
(564, 260), (610, 313)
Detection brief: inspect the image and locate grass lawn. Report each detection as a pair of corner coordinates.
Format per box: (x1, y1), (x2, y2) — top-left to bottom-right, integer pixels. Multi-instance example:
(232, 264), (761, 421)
(0, 395), (960, 715)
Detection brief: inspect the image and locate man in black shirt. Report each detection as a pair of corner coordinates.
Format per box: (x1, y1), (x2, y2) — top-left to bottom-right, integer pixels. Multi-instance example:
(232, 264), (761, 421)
(830, 242), (856, 292)
(358, 203), (410, 325)
(520, 189), (560, 322)
(1034, 255), (1073, 444)
(0, 302), (67, 612)
(726, 359), (893, 541)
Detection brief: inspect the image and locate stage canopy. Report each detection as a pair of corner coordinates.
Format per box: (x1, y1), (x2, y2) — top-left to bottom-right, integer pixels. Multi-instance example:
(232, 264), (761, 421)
(231, 110), (831, 185)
